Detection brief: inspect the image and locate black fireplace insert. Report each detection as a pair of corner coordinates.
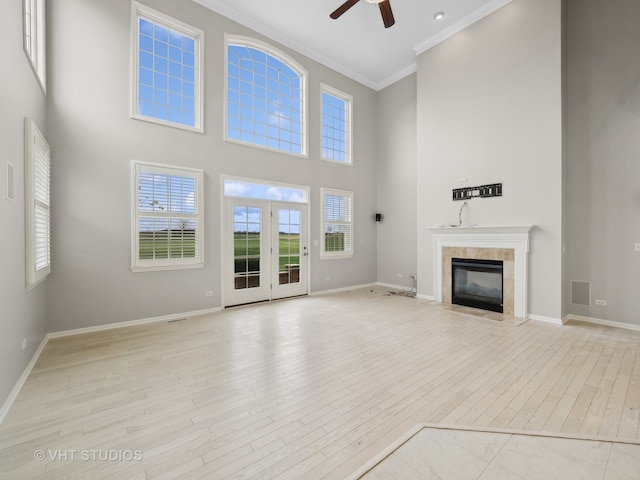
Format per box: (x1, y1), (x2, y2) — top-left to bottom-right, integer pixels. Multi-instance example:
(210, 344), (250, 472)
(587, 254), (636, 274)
(451, 258), (503, 313)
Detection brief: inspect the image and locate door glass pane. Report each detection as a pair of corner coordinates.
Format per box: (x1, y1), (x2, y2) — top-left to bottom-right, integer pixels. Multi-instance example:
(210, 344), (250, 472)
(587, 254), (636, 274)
(233, 205), (260, 290)
(278, 208), (301, 285)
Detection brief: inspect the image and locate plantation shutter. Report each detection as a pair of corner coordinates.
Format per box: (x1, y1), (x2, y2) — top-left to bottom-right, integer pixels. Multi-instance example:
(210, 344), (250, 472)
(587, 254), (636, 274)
(25, 118), (51, 289)
(34, 139), (50, 270)
(321, 188), (353, 258)
(132, 162), (204, 271)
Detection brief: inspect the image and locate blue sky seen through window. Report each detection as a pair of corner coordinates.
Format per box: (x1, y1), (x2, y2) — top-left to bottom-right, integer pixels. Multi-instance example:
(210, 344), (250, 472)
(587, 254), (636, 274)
(224, 180), (306, 203)
(227, 44), (303, 154)
(321, 92), (348, 162)
(138, 18), (196, 127)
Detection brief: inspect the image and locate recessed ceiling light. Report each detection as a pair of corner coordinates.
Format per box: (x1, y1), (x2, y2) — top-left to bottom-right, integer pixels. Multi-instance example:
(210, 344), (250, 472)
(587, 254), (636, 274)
(434, 11), (445, 21)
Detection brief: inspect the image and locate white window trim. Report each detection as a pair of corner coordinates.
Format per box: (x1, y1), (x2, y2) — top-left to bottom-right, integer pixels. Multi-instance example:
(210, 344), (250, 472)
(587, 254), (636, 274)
(23, 0), (46, 93)
(320, 83), (353, 166)
(131, 161), (204, 272)
(25, 118), (51, 290)
(320, 187), (354, 260)
(130, 2), (204, 133)
(224, 34), (309, 158)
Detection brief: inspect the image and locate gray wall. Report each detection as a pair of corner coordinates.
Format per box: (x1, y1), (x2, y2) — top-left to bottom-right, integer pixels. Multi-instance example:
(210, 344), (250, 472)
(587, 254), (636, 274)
(416, 0), (564, 320)
(565, 0), (640, 326)
(46, 0), (378, 332)
(0, 1), (48, 409)
(376, 74), (417, 287)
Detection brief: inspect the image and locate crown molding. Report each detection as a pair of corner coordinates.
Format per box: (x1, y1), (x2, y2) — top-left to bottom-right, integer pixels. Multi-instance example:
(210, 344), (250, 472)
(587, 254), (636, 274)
(413, 0), (512, 55)
(193, 0), (379, 90)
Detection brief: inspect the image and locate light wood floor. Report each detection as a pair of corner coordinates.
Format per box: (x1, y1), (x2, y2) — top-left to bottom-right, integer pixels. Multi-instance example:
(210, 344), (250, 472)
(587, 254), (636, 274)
(1, 288), (640, 479)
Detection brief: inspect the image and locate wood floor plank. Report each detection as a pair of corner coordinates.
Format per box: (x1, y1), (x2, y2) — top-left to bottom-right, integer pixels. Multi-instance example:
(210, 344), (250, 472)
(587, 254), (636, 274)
(1, 290), (640, 480)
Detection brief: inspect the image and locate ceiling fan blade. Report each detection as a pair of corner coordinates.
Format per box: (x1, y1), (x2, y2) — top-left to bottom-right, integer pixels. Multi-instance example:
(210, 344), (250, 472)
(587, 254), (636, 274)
(378, 0), (395, 28)
(330, 0), (360, 19)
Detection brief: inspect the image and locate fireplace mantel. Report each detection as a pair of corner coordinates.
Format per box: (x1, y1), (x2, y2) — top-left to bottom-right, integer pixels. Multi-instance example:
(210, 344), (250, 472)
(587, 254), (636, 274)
(428, 225), (534, 318)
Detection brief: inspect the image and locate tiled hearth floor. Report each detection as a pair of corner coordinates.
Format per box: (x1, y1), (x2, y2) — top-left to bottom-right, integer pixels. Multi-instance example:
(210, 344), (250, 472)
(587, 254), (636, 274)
(1, 287), (639, 479)
(357, 425), (640, 479)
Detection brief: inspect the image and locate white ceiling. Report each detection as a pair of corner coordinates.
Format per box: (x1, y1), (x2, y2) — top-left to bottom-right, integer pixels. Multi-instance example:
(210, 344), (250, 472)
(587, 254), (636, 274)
(193, 0), (511, 91)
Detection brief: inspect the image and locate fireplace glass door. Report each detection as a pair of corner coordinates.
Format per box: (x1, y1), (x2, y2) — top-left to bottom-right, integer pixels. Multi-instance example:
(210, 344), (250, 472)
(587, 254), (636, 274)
(452, 258), (504, 313)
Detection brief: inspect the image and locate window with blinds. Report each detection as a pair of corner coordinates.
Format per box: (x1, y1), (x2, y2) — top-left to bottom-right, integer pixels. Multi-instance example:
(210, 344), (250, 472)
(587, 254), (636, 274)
(23, 0), (46, 92)
(321, 188), (354, 259)
(321, 84), (352, 165)
(25, 118), (51, 290)
(131, 2), (203, 132)
(132, 161), (204, 271)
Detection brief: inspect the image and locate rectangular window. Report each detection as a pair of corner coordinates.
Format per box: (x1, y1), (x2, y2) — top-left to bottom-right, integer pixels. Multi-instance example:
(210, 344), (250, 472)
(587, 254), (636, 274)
(25, 118), (51, 290)
(23, 0), (46, 92)
(132, 161), (204, 271)
(321, 84), (352, 165)
(321, 188), (353, 259)
(131, 2), (204, 132)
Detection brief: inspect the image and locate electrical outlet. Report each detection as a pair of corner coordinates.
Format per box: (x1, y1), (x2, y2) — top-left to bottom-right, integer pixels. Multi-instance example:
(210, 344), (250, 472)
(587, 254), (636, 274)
(22, 338), (27, 350)
(205, 291), (213, 297)
(397, 273), (402, 278)
(459, 177), (468, 183)
(595, 299), (607, 306)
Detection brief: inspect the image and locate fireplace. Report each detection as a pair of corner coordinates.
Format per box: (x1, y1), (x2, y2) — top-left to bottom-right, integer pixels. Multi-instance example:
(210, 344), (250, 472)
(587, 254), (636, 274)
(452, 258), (504, 313)
(428, 225), (533, 318)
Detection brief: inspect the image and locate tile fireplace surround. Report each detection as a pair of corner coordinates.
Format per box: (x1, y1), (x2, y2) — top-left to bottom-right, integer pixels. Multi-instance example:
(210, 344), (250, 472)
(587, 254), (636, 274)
(428, 226), (533, 318)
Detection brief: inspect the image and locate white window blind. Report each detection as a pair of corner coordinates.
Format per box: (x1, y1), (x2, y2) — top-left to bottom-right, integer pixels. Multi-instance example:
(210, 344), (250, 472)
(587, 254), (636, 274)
(25, 118), (51, 289)
(132, 161), (204, 271)
(321, 84), (352, 165)
(23, 0), (46, 92)
(321, 188), (353, 258)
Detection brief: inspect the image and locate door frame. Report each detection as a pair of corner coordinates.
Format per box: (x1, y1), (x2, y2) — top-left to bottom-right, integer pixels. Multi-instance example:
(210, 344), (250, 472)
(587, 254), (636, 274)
(220, 175), (310, 308)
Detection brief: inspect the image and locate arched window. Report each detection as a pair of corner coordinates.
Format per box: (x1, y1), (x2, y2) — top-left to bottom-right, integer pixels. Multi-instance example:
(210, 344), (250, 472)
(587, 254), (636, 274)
(226, 36), (307, 156)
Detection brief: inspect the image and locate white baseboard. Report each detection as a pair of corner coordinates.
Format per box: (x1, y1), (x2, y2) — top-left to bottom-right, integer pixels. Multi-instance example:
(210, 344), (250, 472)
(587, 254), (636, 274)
(528, 314), (563, 325)
(376, 282), (415, 291)
(564, 314), (640, 332)
(0, 335), (49, 424)
(310, 283), (378, 296)
(416, 293), (435, 301)
(47, 307), (223, 339)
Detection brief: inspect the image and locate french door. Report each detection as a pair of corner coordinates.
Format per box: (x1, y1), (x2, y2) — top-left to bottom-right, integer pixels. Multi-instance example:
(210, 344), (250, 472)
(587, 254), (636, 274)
(224, 198), (308, 307)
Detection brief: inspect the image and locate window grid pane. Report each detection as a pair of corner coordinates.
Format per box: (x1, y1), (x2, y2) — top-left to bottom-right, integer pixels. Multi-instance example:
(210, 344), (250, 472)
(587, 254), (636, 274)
(23, 0), (45, 90)
(227, 44), (304, 155)
(321, 91), (350, 163)
(233, 205), (261, 290)
(135, 11), (200, 129)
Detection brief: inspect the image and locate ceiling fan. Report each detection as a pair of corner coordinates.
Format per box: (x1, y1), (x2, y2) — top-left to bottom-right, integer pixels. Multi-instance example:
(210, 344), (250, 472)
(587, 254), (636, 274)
(330, 0), (395, 29)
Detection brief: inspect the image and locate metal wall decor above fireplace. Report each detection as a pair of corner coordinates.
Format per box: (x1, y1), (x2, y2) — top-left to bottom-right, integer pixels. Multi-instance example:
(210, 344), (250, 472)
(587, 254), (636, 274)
(452, 258), (504, 313)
